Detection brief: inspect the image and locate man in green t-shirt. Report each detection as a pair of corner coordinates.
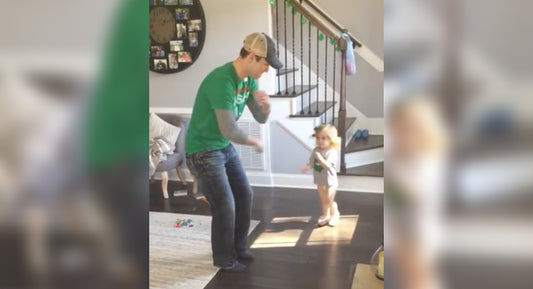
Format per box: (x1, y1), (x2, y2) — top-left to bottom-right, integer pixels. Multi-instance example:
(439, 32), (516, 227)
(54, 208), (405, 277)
(186, 32), (282, 271)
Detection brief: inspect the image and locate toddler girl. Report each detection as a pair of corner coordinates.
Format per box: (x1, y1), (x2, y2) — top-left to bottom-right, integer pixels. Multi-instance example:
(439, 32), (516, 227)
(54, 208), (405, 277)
(301, 124), (341, 226)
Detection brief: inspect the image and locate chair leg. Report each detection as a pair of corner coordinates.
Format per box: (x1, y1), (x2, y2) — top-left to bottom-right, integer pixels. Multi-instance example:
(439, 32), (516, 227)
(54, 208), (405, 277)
(192, 177), (198, 195)
(176, 168), (187, 186)
(161, 171), (169, 199)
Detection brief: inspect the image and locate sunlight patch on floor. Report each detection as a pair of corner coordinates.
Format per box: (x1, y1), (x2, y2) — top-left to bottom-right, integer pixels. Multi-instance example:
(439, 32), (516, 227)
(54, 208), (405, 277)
(307, 215), (359, 245)
(251, 216), (312, 248)
(251, 215), (359, 248)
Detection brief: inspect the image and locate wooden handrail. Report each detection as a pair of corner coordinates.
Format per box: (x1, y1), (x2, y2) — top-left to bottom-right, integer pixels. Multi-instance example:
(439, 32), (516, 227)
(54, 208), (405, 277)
(288, 0), (340, 43)
(303, 0), (362, 48)
(288, 0), (362, 48)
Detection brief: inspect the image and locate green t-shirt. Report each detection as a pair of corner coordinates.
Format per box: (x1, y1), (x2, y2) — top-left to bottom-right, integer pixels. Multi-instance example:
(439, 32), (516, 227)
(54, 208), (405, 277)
(186, 62), (257, 155)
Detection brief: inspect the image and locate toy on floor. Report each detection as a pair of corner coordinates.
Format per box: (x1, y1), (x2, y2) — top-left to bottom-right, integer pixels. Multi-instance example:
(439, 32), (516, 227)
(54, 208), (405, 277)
(353, 129), (369, 140)
(175, 218), (194, 228)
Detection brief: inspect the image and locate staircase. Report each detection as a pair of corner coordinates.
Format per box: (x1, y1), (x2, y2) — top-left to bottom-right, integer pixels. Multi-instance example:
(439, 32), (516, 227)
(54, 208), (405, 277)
(269, 0), (384, 177)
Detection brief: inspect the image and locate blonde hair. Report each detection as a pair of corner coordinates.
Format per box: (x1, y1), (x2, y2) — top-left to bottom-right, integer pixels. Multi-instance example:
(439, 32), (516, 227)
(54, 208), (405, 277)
(315, 124), (342, 151)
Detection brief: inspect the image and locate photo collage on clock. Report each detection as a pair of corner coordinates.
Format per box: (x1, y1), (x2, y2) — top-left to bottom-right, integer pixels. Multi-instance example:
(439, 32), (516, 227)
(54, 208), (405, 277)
(149, 0), (205, 73)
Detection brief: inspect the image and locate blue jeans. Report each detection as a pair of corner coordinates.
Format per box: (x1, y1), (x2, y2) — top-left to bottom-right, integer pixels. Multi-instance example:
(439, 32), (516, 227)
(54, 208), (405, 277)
(186, 144), (253, 266)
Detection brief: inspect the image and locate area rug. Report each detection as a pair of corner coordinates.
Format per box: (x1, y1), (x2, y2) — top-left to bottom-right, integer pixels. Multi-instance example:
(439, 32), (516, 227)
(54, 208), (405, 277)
(149, 211), (259, 289)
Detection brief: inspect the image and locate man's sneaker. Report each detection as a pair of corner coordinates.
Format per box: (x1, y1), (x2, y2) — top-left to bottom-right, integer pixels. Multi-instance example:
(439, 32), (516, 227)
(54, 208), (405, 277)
(237, 250), (254, 261)
(219, 261), (246, 272)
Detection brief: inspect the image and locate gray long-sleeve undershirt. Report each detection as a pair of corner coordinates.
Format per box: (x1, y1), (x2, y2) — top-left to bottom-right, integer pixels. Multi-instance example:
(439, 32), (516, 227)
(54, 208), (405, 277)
(215, 101), (270, 144)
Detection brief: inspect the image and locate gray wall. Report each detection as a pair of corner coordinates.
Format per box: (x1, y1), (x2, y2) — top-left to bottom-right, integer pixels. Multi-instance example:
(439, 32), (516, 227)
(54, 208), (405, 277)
(149, 0), (272, 108)
(272, 0), (384, 117)
(269, 122), (312, 174)
(316, 0), (383, 118)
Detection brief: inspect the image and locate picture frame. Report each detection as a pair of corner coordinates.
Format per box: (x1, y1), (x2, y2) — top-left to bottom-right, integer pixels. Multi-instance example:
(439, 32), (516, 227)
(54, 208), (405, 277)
(149, 0), (206, 73)
(175, 8), (189, 20)
(154, 59), (168, 70)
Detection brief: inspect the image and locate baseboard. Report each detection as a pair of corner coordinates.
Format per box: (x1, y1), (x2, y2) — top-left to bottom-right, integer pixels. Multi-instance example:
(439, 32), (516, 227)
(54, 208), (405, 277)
(269, 173), (383, 193)
(244, 170), (274, 186)
(246, 172), (383, 193)
(158, 170), (383, 193)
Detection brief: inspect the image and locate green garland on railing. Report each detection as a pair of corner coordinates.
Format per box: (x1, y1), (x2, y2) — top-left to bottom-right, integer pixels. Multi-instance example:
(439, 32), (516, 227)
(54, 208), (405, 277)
(279, 0), (342, 51)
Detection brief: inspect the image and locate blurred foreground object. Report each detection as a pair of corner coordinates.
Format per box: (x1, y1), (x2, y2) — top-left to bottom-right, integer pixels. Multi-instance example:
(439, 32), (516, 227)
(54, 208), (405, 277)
(385, 0), (533, 288)
(0, 0), (148, 288)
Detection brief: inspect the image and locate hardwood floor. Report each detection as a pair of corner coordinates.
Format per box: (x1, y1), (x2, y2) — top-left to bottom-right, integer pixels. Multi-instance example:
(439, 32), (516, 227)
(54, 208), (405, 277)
(150, 182), (383, 289)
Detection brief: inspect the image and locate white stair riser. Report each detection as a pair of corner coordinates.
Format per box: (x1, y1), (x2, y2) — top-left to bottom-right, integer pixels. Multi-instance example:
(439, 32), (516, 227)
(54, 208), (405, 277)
(344, 147), (384, 169)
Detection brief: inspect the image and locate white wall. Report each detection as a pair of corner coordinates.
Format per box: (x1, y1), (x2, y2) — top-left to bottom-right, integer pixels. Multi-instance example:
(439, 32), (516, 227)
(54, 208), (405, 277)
(270, 122), (312, 174)
(149, 0), (273, 108)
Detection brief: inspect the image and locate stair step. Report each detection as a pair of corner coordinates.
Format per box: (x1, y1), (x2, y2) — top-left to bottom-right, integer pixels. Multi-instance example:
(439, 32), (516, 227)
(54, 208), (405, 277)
(276, 68), (299, 76)
(340, 162), (384, 177)
(290, 101), (335, 118)
(270, 85), (317, 98)
(345, 135), (384, 153)
(333, 117), (357, 139)
(333, 117), (357, 129)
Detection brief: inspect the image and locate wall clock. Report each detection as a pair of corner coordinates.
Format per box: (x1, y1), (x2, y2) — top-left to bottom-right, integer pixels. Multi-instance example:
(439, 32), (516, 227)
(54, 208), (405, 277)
(149, 0), (206, 74)
(149, 7), (176, 44)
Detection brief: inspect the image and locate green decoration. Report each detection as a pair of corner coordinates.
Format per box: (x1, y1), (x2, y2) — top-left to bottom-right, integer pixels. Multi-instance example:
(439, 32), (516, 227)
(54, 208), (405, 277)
(301, 15), (307, 24)
(318, 33), (325, 41)
(335, 45), (341, 51)
(329, 38), (335, 45)
(313, 160), (323, 172)
(285, 0), (291, 7)
(270, 0), (276, 5)
(292, 7), (297, 14)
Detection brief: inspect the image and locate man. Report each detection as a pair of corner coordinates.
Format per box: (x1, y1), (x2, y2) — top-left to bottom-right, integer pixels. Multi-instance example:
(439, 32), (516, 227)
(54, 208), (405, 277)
(185, 32), (282, 271)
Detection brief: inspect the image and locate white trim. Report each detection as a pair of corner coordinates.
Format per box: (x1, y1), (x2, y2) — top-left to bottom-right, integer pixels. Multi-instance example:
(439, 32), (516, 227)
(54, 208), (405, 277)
(254, 173), (383, 193)
(245, 170), (274, 187)
(161, 171), (383, 193)
(149, 107), (193, 116)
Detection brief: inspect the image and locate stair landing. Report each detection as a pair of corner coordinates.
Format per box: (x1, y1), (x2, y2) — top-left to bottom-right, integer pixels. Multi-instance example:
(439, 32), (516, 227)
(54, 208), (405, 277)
(345, 135), (384, 153)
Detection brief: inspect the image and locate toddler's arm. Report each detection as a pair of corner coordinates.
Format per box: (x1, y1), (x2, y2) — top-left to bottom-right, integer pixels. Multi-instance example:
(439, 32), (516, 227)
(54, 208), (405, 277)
(300, 162), (312, 173)
(313, 151), (332, 169)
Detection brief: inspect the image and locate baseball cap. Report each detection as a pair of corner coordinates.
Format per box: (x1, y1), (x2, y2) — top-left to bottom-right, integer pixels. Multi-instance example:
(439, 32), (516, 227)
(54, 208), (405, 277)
(243, 32), (283, 69)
